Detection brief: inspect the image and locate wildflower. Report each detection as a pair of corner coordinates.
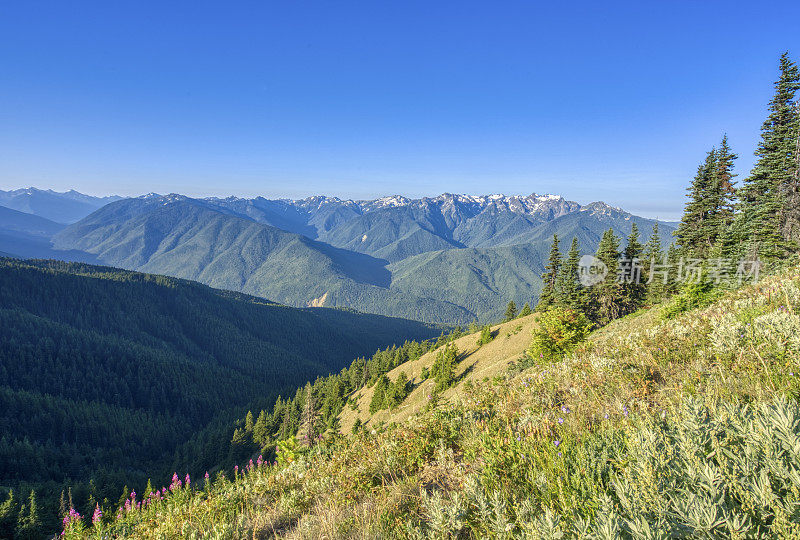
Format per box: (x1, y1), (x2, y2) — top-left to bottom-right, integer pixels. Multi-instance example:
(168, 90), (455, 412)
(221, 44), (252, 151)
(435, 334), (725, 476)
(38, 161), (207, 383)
(170, 473), (182, 491)
(554, 439), (560, 447)
(561, 406), (570, 414)
(604, 413), (609, 420)
(185, 473), (191, 487)
(558, 452), (562, 457)
(623, 406), (629, 417)
(558, 417), (564, 424)
(92, 504), (102, 525)
(204, 471), (210, 481)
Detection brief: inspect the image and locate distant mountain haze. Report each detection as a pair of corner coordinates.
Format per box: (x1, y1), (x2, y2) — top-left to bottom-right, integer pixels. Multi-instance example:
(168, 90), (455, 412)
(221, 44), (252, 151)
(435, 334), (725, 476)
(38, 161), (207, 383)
(0, 187), (124, 224)
(42, 191), (675, 323)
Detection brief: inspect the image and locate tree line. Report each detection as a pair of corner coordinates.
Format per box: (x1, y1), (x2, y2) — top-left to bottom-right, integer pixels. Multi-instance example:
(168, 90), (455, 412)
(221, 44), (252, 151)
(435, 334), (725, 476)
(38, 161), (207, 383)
(537, 52), (800, 324)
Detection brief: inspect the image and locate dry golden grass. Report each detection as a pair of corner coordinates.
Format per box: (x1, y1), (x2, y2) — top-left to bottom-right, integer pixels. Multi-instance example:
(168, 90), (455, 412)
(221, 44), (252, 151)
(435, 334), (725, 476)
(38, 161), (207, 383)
(338, 313), (539, 433)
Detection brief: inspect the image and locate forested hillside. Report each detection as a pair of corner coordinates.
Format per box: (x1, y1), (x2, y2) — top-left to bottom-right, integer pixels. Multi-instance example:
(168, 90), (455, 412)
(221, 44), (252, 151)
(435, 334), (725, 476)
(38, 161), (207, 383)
(0, 258), (439, 535)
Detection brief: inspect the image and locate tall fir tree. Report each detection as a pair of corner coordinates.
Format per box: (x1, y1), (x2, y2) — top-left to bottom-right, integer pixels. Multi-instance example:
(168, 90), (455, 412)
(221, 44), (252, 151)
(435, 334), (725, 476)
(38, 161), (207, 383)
(0, 491), (16, 540)
(708, 135), (738, 245)
(15, 491), (41, 540)
(432, 344), (457, 392)
(537, 234), (562, 311)
(299, 383), (317, 446)
(504, 300), (518, 321)
(369, 376), (389, 414)
(622, 223), (646, 313)
(665, 243), (681, 296)
(731, 53), (800, 259)
(591, 228), (623, 324)
(554, 237), (584, 310)
(675, 148), (718, 258)
(641, 223), (667, 302)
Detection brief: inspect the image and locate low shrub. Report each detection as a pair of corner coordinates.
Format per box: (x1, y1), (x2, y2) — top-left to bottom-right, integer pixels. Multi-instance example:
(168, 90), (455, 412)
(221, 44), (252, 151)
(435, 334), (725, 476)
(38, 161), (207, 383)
(528, 308), (592, 363)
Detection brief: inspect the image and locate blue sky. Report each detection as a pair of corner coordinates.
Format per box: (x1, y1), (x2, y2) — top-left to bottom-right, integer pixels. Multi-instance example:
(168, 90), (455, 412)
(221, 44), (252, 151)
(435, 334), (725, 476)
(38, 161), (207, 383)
(1, 1), (798, 220)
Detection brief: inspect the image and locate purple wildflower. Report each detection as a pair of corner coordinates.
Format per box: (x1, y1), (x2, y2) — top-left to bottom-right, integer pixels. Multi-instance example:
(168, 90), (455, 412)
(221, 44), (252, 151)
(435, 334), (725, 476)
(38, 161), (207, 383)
(558, 417), (564, 425)
(92, 504), (103, 525)
(554, 439), (560, 447)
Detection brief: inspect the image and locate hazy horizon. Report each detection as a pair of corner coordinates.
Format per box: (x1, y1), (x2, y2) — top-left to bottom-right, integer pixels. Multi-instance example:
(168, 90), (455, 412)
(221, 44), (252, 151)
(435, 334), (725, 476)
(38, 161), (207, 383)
(0, 184), (682, 220)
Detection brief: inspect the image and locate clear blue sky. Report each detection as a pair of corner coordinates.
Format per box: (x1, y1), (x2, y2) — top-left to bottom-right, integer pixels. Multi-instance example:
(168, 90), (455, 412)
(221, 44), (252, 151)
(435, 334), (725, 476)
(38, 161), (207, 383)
(1, 1), (798, 220)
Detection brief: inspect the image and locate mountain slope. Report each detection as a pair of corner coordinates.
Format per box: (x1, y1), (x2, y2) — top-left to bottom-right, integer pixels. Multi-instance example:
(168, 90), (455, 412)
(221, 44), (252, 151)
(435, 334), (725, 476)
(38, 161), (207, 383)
(497, 201), (669, 247)
(388, 245), (547, 321)
(0, 188), (122, 224)
(340, 313), (539, 433)
(54, 194), (675, 324)
(0, 205), (64, 237)
(52, 197), (494, 323)
(0, 257), (439, 526)
(75, 264), (800, 539)
(0, 206), (67, 258)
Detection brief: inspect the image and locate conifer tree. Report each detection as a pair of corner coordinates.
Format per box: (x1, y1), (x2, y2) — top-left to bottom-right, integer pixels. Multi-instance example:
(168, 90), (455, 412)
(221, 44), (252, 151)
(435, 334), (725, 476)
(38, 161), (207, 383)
(675, 148), (718, 258)
(504, 300), (518, 321)
(15, 490), (41, 540)
(252, 410), (269, 446)
(432, 344), (457, 392)
(592, 229), (623, 324)
(477, 325), (493, 345)
(665, 243), (681, 296)
(299, 384), (317, 446)
(58, 490), (67, 520)
(642, 223), (666, 302)
(537, 234), (562, 311)
(369, 375), (389, 413)
(554, 237), (583, 310)
(519, 302), (532, 317)
(709, 135), (738, 243)
(622, 223), (646, 312)
(386, 372), (410, 409)
(733, 52), (800, 258)
(0, 491), (16, 540)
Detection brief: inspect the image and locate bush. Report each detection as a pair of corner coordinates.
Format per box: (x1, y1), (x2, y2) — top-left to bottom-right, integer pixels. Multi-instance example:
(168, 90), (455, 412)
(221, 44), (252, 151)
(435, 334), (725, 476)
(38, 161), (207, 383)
(477, 325), (494, 346)
(661, 278), (724, 320)
(528, 308), (592, 363)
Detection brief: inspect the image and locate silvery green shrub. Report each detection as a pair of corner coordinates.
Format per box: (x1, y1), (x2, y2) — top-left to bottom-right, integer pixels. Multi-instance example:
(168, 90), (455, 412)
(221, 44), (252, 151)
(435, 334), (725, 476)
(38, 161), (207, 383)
(409, 396), (800, 538)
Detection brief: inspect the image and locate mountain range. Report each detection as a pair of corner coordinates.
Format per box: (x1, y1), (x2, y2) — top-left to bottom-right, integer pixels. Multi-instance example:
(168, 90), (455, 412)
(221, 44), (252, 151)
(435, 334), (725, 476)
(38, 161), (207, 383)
(1, 189), (676, 323)
(0, 187), (123, 224)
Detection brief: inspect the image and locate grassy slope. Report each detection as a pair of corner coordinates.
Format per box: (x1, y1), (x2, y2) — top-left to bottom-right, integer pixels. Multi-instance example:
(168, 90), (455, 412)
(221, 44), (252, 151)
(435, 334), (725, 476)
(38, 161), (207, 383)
(340, 313), (539, 433)
(64, 264), (800, 538)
